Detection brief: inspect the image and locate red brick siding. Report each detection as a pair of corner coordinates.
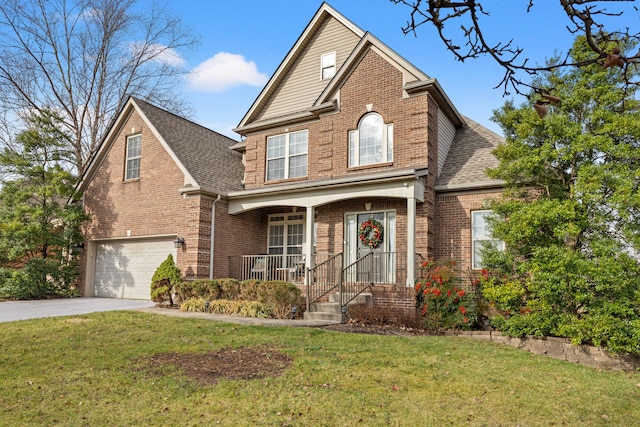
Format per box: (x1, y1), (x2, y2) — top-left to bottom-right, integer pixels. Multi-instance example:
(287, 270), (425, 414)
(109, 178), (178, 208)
(213, 200), (265, 278)
(243, 49), (431, 188)
(80, 109), (256, 291)
(371, 285), (416, 321)
(435, 190), (502, 271)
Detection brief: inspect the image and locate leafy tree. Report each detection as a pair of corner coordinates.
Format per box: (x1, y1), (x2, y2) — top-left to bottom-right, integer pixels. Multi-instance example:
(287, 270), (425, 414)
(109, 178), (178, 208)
(480, 36), (640, 354)
(0, 0), (198, 173)
(0, 111), (88, 299)
(392, 0), (639, 96)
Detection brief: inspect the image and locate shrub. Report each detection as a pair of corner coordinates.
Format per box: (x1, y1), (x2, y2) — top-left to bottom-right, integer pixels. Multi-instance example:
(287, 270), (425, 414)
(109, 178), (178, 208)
(150, 254), (181, 306)
(479, 274), (526, 315)
(180, 297), (208, 312)
(257, 280), (303, 319)
(239, 279), (261, 301)
(477, 244), (640, 354)
(0, 260), (79, 300)
(217, 278), (241, 300)
(174, 279), (221, 303)
(415, 261), (478, 331)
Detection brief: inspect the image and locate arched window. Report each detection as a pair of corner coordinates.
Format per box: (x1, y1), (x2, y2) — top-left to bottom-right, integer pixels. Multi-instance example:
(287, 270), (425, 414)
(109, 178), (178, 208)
(348, 113), (393, 167)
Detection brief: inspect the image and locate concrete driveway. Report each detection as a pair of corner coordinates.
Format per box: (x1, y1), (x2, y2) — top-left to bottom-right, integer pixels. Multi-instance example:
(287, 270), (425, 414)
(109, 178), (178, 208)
(0, 298), (155, 323)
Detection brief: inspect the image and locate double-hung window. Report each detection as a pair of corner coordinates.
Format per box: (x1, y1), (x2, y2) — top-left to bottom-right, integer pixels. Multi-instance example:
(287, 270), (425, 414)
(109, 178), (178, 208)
(321, 52), (336, 80)
(266, 130), (308, 181)
(471, 210), (505, 269)
(349, 113), (393, 167)
(125, 135), (142, 180)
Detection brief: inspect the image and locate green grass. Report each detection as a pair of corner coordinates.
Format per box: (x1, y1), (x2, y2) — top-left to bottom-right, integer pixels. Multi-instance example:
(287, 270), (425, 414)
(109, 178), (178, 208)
(0, 311), (638, 426)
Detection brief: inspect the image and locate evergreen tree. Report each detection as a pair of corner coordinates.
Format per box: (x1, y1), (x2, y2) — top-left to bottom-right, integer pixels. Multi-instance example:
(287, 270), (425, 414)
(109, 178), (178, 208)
(0, 111), (88, 299)
(481, 37), (640, 353)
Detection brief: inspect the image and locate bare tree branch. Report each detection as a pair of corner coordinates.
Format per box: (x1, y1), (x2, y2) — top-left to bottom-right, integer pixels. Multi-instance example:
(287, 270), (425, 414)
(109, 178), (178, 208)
(0, 0), (199, 174)
(391, 0), (640, 96)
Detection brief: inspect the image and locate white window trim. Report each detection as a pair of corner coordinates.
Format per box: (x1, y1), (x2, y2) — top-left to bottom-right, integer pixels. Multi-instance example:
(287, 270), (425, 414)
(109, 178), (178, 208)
(349, 114), (393, 167)
(320, 51), (336, 80)
(266, 130), (308, 181)
(471, 210), (505, 270)
(125, 134), (141, 180)
(267, 213), (305, 255)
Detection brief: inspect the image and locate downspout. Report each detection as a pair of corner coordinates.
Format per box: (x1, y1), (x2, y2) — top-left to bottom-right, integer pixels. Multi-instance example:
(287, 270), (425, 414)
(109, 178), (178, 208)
(209, 194), (222, 279)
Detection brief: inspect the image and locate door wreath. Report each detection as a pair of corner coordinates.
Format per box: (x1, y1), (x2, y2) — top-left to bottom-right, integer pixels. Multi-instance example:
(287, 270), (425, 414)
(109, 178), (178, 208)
(359, 218), (384, 249)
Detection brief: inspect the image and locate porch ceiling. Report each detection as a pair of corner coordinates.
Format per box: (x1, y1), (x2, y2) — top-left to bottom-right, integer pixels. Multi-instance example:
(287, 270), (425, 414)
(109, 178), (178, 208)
(227, 168), (426, 214)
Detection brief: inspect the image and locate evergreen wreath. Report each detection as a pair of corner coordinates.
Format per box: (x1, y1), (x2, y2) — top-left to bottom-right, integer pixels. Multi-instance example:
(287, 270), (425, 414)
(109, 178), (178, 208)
(359, 218), (384, 249)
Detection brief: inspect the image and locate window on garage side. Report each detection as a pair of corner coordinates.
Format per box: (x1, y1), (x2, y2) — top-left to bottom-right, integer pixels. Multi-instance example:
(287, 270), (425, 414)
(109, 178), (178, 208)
(471, 210), (505, 270)
(125, 135), (142, 180)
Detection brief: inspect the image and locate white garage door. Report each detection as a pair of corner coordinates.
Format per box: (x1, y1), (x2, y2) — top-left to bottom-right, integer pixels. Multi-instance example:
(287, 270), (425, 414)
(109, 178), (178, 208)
(94, 238), (177, 299)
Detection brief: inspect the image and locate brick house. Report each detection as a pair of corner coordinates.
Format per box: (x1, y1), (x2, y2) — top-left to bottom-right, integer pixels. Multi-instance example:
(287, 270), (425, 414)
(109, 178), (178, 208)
(78, 3), (503, 314)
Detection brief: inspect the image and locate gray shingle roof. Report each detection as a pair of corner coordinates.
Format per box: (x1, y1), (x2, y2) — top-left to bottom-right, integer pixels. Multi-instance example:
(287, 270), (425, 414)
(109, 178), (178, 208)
(435, 116), (504, 191)
(133, 97), (244, 194)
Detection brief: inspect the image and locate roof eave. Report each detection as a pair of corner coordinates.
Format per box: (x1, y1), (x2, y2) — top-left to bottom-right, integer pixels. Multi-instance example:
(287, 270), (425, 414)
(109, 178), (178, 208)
(228, 166), (428, 199)
(404, 79), (465, 128)
(233, 101), (336, 136)
(435, 181), (504, 192)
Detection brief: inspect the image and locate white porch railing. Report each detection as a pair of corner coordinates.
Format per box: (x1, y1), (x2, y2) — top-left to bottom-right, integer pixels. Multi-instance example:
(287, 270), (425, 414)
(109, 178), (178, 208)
(229, 254), (305, 283)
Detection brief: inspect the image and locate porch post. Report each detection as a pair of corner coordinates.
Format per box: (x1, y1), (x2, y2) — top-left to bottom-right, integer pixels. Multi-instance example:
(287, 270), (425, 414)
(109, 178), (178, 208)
(406, 196), (416, 286)
(304, 205), (314, 271)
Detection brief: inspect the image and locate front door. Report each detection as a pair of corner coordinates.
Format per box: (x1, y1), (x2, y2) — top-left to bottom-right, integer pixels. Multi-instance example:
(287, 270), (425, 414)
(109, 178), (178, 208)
(344, 211), (396, 283)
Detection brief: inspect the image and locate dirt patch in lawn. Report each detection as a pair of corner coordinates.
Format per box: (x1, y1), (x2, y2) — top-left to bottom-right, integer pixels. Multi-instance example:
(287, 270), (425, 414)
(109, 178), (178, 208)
(141, 346), (292, 385)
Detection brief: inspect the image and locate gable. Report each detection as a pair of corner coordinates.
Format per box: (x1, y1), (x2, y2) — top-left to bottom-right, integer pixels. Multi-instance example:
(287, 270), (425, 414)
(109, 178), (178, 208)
(235, 3), (365, 132)
(79, 97), (243, 197)
(255, 15), (360, 122)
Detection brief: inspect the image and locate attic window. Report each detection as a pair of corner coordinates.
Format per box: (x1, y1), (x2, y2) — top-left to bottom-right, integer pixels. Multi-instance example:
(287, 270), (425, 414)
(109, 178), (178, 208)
(125, 135), (141, 180)
(321, 52), (336, 80)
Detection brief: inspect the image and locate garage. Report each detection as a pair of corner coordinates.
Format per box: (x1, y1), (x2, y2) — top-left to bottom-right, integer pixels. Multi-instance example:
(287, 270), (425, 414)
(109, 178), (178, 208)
(93, 238), (177, 299)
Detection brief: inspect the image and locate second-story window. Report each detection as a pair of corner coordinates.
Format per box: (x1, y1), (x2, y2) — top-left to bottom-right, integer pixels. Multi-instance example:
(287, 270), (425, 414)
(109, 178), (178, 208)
(266, 130), (308, 181)
(349, 113), (393, 167)
(321, 52), (336, 80)
(125, 134), (141, 180)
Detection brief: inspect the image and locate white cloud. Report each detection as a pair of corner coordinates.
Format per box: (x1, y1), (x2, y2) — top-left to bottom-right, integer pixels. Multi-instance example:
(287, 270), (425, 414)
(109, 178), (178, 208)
(188, 52), (267, 92)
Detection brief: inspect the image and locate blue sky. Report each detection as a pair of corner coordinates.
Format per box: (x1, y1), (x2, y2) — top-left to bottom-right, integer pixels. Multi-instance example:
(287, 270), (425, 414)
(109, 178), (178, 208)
(158, 0), (638, 139)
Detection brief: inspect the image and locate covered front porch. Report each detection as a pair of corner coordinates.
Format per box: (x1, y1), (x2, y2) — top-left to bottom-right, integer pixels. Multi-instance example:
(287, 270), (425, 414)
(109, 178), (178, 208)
(226, 168), (427, 314)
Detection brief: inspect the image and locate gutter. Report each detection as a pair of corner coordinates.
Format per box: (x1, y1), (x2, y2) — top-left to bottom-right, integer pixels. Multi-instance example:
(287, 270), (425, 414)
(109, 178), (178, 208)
(210, 194), (221, 280)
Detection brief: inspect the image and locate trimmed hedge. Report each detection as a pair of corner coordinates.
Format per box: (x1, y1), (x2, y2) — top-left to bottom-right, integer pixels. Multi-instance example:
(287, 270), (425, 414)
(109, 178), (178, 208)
(177, 278), (303, 319)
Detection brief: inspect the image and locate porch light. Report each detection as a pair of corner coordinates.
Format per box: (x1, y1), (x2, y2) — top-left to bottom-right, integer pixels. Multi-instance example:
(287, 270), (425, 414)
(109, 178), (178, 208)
(173, 237), (185, 248)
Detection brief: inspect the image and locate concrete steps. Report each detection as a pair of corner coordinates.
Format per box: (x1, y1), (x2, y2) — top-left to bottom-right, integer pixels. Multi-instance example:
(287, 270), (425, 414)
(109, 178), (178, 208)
(303, 292), (372, 322)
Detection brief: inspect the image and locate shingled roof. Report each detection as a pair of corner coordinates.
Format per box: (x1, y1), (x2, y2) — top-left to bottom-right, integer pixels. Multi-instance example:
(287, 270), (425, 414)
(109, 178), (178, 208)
(132, 97), (244, 194)
(435, 117), (504, 191)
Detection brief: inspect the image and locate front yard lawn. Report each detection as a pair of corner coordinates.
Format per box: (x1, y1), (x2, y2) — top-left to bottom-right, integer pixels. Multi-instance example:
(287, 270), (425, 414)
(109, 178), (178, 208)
(1, 311), (638, 426)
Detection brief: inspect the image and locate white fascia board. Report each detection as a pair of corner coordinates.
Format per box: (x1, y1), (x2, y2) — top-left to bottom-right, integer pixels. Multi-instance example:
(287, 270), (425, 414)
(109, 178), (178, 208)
(228, 169), (427, 214)
(76, 97), (136, 193)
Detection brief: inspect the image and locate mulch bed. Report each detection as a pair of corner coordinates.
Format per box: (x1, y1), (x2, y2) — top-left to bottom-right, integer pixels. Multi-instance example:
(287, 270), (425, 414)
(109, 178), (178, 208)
(141, 346), (292, 386)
